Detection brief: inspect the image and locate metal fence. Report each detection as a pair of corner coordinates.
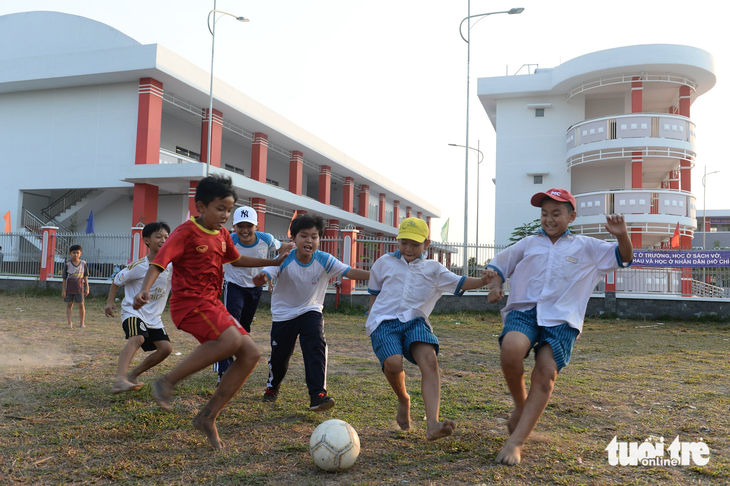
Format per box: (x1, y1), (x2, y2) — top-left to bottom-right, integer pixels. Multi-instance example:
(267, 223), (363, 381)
(0, 232), (132, 280)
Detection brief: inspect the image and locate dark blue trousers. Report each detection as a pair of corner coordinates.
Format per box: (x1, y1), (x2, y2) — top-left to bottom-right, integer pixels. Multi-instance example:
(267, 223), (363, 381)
(265, 311), (328, 398)
(213, 282), (263, 374)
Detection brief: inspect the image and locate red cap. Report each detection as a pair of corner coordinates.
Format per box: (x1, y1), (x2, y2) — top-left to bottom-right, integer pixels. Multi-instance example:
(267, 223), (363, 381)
(531, 188), (576, 209)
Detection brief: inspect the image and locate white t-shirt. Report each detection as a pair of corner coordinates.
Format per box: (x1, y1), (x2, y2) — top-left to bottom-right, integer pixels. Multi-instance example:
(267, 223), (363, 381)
(262, 250), (350, 321)
(114, 256), (173, 329)
(365, 250), (466, 336)
(487, 231), (629, 333)
(223, 232), (280, 288)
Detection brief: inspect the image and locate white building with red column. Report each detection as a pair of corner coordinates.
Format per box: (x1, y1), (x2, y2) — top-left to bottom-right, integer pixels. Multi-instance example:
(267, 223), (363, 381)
(478, 44), (716, 250)
(0, 11), (438, 252)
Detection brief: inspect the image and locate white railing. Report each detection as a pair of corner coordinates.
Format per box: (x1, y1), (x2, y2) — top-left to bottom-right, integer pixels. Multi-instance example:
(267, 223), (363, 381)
(159, 148), (198, 165)
(567, 146), (696, 169)
(567, 72), (696, 100)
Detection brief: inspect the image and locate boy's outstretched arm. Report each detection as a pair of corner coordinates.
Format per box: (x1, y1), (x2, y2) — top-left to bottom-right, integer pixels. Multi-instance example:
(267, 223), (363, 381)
(133, 265), (164, 310)
(605, 214), (633, 263)
(105, 282), (120, 317)
(252, 272), (269, 287)
(231, 242), (295, 267)
(344, 269), (369, 280)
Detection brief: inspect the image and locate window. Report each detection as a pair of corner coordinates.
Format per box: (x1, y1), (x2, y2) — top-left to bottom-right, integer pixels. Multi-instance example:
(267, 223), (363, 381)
(385, 209), (393, 227)
(176, 146), (200, 161)
(535, 108), (545, 117)
(224, 164), (244, 175)
(534, 175), (543, 184)
(368, 203), (378, 221)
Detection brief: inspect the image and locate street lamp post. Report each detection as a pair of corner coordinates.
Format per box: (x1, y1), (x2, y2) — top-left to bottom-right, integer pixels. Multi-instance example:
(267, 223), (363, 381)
(702, 165), (720, 250)
(206, 1), (249, 177)
(458, 3), (523, 275)
(449, 141), (484, 255)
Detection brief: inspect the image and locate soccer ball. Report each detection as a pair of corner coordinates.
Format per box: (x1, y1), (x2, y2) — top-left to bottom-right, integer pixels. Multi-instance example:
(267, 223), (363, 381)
(309, 419), (360, 471)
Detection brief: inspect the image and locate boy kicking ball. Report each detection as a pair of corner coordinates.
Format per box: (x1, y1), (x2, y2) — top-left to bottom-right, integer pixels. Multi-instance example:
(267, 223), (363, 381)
(483, 188), (633, 465)
(133, 174), (291, 449)
(367, 217), (490, 440)
(105, 221), (173, 394)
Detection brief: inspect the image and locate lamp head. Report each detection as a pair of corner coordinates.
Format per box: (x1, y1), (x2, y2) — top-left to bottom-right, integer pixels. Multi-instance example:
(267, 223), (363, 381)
(236, 16), (250, 22)
(508, 7), (525, 14)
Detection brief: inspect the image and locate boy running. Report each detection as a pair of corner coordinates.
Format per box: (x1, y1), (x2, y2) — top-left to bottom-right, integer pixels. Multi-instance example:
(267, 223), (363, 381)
(483, 188), (632, 465)
(213, 206), (282, 384)
(105, 222), (173, 394)
(253, 214), (369, 412)
(133, 174), (291, 449)
(367, 217), (490, 440)
(62, 244), (89, 328)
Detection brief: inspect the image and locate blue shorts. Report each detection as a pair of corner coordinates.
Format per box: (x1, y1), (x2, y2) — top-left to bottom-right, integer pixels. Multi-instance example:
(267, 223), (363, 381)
(370, 317), (439, 369)
(499, 307), (579, 372)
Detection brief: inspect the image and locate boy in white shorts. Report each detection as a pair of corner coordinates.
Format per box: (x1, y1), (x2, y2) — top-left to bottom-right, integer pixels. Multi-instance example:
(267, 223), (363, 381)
(367, 217), (491, 440)
(105, 221), (173, 394)
(213, 206), (283, 383)
(253, 214), (369, 412)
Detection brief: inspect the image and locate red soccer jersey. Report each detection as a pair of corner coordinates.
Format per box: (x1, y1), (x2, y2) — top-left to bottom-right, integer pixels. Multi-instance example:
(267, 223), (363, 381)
(152, 218), (240, 315)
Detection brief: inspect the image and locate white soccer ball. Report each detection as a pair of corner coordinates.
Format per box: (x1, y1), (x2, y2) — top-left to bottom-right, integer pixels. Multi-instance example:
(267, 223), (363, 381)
(309, 419), (360, 471)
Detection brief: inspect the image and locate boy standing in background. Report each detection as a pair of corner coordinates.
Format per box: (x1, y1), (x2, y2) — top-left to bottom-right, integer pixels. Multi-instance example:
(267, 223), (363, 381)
(62, 244), (89, 328)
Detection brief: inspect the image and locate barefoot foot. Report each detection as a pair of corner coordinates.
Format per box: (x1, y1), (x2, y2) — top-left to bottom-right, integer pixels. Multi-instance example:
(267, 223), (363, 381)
(426, 419), (455, 441)
(496, 440), (522, 465)
(112, 379), (143, 395)
(152, 377), (173, 411)
(396, 395), (411, 431)
(193, 408), (224, 449)
(507, 408), (522, 435)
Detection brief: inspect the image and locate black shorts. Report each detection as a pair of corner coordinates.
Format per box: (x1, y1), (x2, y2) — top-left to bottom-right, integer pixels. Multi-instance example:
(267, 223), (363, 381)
(64, 293), (84, 303)
(122, 317), (170, 352)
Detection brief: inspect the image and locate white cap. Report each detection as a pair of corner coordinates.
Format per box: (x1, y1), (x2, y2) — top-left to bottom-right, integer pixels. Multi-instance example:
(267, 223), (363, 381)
(232, 206), (258, 225)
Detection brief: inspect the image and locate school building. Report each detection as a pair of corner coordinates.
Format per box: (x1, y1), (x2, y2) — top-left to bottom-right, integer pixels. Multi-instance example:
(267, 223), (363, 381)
(0, 11), (439, 266)
(477, 44), (717, 249)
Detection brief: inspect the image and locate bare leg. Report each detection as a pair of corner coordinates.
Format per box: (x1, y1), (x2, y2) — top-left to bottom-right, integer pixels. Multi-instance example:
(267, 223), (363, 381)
(497, 344), (558, 466)
(128, 340), (172, 382)
(79, 303), (86, 328)
(383, 355), (411, 431)
(66, 302), (74, 328)
(192, 334), (260, 449)
(113, 335), (145, 394)
(410, 343), (454, 441)
(153, 326), (245, 411)
(500, 331), (531, 435)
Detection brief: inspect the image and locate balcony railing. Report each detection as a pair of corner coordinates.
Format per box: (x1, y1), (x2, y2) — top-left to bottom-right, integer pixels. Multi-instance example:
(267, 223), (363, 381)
(159, 148), (198, 165)
(575, 189), (696, 219)
(566, 113), (696, 152)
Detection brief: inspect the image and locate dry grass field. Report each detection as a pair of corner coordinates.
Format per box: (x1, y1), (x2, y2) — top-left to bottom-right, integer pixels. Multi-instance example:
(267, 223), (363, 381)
(0, 291), (728, 485)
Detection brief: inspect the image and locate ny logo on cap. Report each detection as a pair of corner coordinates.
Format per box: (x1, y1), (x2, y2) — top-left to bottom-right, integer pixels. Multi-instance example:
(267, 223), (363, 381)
(241, 209), (249, 217)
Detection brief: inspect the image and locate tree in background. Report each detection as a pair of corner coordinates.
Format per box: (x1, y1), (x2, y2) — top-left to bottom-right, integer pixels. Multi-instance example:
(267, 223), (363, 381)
(508, 219), (541, 246)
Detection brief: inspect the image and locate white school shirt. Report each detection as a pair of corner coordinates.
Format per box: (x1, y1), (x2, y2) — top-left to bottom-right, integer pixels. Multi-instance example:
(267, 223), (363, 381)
(223, 232), (280, 288)
(365, 250), (467, 336)
(487, 230), (630, 333)
(114, 256), (173, 329)
(262, 250), (350, 321)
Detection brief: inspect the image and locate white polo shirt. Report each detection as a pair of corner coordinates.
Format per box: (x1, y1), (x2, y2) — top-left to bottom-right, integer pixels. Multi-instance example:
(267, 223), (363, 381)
(114, 256), (173, 329)
(262, 250), (350, 321)
(224, 232), (280, 288)
(366, 250), (467, 336)
(488, 230), (630, 333)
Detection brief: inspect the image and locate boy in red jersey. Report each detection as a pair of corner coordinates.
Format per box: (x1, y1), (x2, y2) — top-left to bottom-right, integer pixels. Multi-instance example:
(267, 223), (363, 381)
(133, 174), (291, 449)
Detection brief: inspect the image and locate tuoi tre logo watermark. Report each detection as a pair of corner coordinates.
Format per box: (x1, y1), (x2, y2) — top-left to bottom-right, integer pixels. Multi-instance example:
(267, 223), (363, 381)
(606, 436), (710, 466)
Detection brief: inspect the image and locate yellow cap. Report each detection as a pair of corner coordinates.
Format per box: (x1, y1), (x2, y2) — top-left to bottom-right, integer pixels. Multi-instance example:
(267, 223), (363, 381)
(397, 217), (429, 243)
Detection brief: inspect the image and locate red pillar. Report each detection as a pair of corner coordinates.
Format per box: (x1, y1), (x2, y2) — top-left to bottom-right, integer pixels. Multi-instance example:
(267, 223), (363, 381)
(417, 211), (422, 220)
(252, 198), (266, 232)
(39, 226), (58, 281)
(188, 181), (198, 218)
(393, 201), (400, 228)
(130, 226), (147, 262)
(678, 85), (693, 296)
(605, 271), (616, 292)
(135, 78), (163, 166)
(289, 150), (303, 195)
(358, 185), (370, 218)
(631, 152), (643, 248)
(319, 165), (332, 205)
(426, 216), (432, 239)
(343, 177), (355, 213)
(340, 226), (359, 294)
(378, 193), (386, 224)
(251, 132), (268, 183)
(679, 85), (691, 118)
(631, 78), (642, 113)
(406, 206), (412, 218)
(356, 226), (365, 267)
(132, 183), (158, 227)
(201, 108), (223, 168)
